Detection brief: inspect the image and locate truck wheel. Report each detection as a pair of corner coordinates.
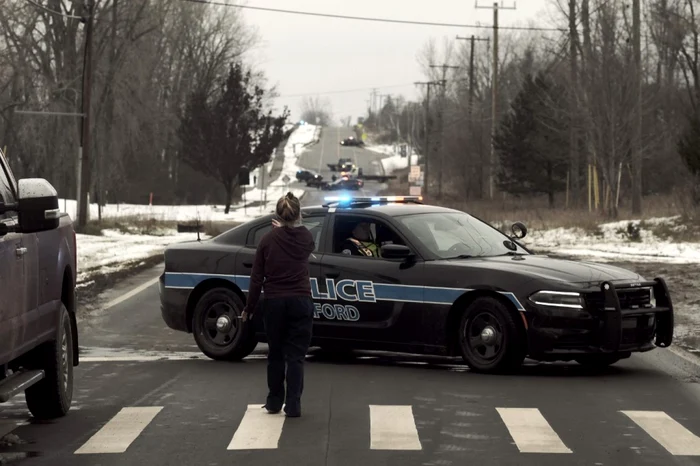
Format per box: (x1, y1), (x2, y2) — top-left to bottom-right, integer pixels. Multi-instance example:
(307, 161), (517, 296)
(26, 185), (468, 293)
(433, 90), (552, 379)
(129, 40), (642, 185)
(457, 297), (525, 373)
(25, 304), (74, 420)
(575, 354), (622, 368)
(192, 288), (258, 361)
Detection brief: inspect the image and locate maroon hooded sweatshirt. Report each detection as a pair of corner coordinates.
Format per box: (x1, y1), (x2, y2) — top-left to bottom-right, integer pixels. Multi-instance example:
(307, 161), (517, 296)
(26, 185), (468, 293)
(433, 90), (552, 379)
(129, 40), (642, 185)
(245, 225), (316, 313)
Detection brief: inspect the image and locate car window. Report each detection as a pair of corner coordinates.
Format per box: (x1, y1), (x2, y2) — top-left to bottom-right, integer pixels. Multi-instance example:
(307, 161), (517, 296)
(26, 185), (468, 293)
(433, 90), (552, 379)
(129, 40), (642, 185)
(396, 212), (528, 259)
(331, 215), (404, 255)
(251, 215), (325, 252)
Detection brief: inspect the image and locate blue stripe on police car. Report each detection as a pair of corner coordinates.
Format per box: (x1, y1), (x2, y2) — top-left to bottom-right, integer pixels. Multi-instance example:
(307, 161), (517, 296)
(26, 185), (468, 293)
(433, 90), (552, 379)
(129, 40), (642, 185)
(162, 272), (525, 311)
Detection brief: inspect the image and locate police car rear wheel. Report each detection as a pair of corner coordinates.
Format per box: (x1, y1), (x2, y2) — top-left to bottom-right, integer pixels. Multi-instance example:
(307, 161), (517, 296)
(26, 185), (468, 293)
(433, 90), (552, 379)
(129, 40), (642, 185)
(192, 288), (257, 361)
(458, 297), (525, 373)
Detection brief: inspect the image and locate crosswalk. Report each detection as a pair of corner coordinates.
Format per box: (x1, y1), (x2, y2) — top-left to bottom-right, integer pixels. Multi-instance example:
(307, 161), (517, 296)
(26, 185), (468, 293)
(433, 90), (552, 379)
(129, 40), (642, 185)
(58, 404), (700, 457)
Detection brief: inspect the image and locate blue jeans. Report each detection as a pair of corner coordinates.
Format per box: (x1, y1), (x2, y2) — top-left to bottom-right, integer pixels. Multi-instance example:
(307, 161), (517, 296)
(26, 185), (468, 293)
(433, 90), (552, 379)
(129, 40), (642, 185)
(262, 296), (314, 415)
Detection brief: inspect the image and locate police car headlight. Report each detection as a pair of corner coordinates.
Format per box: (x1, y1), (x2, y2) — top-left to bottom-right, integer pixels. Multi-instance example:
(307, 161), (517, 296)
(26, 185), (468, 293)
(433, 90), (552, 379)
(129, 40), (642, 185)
(529, 291), (583, 309)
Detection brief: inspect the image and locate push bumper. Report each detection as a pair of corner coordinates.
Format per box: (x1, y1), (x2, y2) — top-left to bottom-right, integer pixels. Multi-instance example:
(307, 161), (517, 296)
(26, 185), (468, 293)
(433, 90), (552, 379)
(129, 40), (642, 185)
(527, 277), (673, 357)
(159, 273), (191, 332)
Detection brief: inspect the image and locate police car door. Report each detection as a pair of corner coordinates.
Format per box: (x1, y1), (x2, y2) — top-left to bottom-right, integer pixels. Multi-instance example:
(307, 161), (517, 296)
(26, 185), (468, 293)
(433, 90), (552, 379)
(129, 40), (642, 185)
(317, 212), (426, 346)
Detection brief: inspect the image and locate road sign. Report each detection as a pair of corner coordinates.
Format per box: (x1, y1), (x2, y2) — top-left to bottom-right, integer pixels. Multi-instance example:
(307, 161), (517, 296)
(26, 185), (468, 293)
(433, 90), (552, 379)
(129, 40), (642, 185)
(409, 186), (422, 196)
(282, 174), (290, 184)
(408, 165), (421, 183)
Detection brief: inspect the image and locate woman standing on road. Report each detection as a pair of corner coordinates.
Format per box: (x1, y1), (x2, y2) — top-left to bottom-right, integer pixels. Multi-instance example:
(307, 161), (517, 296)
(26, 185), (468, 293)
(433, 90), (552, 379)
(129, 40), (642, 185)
(241, 192), (316, 418)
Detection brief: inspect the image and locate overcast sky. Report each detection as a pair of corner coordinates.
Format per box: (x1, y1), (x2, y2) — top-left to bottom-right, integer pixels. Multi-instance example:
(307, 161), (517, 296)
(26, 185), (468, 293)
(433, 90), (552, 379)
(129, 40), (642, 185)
(236, 0), (560, 123)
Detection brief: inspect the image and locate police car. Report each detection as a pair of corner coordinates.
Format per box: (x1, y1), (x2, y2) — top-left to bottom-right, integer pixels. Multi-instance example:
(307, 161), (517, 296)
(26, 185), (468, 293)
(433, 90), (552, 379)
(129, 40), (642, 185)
(158, 196), (674, 373)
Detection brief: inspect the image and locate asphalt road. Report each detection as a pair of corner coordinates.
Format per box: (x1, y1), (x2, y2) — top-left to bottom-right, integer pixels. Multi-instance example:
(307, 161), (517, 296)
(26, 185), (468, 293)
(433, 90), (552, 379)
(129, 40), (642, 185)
(296, 126), (389, 207)
(4, 128), (700, 465)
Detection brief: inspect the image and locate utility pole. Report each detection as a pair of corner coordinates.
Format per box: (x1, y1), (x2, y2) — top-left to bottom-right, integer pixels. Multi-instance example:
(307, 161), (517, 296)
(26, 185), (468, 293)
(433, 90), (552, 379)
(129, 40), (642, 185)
(476, 0), (516, 200)
(77, 0), (96, 230)
(429, 64), (460, 198)
(415, 80), (443, 197)
(569, 0), (580, 208)
(457, 35), (489, 198)
(631, 0), (642, 214)
(457, 36), (490, 117)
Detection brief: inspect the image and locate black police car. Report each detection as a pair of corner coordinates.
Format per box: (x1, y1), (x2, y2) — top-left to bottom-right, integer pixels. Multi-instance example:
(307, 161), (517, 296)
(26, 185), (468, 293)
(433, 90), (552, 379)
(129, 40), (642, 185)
(322, 177), (363, 191)
(340, 136), (363, 146)
(159, 196), (674, 373)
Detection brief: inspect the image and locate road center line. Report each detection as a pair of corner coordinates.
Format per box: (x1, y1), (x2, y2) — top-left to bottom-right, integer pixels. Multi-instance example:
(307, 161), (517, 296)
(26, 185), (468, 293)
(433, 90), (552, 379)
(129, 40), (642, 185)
(622, 410), (700, 455)
(74, 406), (163, 454)
(369, 405), (422, 450)
(496, 407), (572, 454)
(101, 276), (159, 311)
(228, 404), (285, 450)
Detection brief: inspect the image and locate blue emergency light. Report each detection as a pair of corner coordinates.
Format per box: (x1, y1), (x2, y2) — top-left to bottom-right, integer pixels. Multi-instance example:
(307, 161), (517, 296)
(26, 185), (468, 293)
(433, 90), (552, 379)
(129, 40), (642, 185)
(322, 195), (423, 207)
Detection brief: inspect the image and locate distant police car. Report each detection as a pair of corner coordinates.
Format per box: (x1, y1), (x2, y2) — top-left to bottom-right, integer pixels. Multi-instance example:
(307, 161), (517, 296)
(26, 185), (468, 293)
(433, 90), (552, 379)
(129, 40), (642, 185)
(159, 196), (674, 373)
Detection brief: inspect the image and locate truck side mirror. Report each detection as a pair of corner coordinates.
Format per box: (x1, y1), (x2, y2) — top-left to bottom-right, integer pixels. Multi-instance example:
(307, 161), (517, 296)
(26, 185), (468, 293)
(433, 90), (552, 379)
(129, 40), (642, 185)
(17, 178), (61, 233)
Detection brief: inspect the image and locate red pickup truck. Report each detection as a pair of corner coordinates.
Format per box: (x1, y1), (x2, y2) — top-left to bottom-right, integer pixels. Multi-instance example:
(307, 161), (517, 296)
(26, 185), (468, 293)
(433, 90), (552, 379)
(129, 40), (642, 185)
(0, 148), (78, 419)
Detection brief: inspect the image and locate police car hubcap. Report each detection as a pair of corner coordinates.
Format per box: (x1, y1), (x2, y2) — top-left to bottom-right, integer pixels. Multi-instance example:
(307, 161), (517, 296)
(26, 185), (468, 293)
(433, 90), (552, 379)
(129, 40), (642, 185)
(203, 303), (239, 346)
(216, 316), (231, 332)
(480, 326), (497, 344)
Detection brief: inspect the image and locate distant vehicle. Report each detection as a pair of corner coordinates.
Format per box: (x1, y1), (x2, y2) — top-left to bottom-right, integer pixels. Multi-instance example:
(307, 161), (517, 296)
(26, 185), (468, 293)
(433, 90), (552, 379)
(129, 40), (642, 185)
(327, 158), (355, 172)
(296, 169), (319, 182)
(306, 174), (325, 188)
(322, 177), (363, 191)
(0, 148), (78, 419)
(159, 195), (674, 373)
(340, 136), (363, 146)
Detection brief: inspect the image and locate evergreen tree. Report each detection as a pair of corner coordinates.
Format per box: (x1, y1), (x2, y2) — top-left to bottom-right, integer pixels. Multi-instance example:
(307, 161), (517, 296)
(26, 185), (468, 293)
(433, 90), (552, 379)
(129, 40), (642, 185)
(494, 72), (569, 207)
(179, 63), (289, 213)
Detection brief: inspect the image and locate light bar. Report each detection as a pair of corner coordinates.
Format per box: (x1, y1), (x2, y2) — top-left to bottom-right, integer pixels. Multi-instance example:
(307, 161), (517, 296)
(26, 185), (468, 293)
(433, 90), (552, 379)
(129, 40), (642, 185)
(323, 195), (423, 204)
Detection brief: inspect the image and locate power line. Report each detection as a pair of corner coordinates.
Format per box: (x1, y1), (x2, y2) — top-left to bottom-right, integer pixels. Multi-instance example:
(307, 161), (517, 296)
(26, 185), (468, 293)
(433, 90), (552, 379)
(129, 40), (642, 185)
(23, 0), (83, 19)
(181, 0), (565, 32)
(279, 83), (415, 98)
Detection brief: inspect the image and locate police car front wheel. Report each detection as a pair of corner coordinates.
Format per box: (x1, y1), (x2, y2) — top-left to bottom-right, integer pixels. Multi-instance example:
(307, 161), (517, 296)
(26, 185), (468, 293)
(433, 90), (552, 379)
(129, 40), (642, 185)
(458, 297), (526, 373)
(192, 288), (258, 361)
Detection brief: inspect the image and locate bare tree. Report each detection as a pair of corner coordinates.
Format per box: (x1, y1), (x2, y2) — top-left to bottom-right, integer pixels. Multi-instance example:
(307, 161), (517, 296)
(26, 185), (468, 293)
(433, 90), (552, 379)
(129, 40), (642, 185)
(300, 95), (333, 126)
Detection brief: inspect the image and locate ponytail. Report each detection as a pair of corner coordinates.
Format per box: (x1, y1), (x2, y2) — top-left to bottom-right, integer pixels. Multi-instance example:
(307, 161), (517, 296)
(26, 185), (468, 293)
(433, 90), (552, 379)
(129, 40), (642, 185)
(276, 192), (301, 224)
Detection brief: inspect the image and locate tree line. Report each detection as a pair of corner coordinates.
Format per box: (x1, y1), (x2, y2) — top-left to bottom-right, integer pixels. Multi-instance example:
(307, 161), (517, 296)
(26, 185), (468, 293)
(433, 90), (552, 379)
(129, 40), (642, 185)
(0, 0), (288, 224)
(365, 0), (700, 216)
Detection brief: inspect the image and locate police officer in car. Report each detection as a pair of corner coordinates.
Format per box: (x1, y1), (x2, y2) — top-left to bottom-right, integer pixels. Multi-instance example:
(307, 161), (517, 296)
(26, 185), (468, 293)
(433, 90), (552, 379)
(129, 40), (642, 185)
(341, 222), (380, 257)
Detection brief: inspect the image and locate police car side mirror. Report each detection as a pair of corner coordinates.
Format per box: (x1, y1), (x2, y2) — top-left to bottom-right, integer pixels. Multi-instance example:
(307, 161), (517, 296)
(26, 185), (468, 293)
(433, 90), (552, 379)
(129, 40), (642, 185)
(511, 222), (527, 239)
(381, 244), (413, 260)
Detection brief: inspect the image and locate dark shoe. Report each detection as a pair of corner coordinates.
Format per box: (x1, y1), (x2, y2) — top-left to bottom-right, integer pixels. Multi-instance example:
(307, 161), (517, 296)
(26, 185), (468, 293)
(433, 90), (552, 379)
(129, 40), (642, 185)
(284, 403), (301, 417)
(262, 404), (281, 414)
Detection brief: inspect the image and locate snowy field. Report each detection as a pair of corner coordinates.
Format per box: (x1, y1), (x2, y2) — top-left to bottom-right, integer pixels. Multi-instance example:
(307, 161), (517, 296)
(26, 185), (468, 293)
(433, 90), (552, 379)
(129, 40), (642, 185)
(73, 124), (320, 285)
(363, 144), (416, 174)
(518, 216), (700, 264)
(76, 229), (205, 286)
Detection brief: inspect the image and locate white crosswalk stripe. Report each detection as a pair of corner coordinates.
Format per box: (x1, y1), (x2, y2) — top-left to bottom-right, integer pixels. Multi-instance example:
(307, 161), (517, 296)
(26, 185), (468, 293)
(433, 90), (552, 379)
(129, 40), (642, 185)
(496, 407), (572, 454)
(369, 405), (422, 450)
(622, 410), (700, 456)
(74, 406), (163, 454)
(227, 404), (286, 450)
(62, 404), (700, 456)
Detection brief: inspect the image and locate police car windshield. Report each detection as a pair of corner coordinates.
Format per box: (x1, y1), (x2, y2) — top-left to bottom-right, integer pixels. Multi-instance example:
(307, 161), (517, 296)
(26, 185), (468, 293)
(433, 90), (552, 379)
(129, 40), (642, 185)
(396, 212), (528, 259)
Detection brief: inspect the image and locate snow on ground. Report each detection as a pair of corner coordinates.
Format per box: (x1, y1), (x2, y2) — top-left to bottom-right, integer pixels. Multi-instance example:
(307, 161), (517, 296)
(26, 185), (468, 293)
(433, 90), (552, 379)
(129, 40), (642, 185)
(59, 124), (320, 224)
(76, 229), (205, 286)
(363, 144), (417, 174)
(518, 216), (700, 264)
